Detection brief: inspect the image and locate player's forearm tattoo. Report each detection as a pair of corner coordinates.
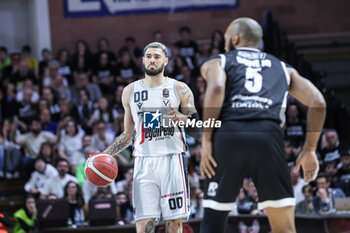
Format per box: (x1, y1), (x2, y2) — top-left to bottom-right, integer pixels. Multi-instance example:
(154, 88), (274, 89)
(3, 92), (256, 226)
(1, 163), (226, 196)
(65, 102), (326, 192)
(145, 220), (155, 233)
(104, 132), (132, 157)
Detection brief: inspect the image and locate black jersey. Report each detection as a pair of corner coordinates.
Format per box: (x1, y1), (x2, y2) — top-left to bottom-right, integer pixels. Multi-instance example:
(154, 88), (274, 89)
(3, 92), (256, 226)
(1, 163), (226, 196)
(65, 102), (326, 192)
(215, 47), (290, 124)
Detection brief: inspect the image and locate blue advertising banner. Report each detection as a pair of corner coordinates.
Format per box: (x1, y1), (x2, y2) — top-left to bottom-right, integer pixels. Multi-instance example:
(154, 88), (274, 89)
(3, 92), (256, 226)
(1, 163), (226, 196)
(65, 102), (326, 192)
(64, 0), (239, 18)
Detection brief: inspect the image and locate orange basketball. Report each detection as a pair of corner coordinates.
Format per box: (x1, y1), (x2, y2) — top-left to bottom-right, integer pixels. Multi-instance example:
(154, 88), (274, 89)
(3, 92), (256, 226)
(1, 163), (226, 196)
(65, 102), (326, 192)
(84, 152), (118, 187)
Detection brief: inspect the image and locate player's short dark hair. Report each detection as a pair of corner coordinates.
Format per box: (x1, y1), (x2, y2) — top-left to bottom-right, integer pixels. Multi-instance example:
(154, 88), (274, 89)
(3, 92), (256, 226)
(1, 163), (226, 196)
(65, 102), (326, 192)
(143, 42), (168, 57)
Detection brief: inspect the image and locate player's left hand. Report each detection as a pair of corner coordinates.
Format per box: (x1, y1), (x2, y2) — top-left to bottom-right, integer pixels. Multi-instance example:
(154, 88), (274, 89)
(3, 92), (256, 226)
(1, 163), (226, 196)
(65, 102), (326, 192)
(293, 150), (319, 183)
(200, 139), (217, 179)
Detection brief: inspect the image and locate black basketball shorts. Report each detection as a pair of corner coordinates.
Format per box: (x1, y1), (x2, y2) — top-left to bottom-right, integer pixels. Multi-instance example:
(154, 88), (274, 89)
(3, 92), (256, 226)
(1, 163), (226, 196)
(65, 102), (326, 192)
(203, 120), (295, 211)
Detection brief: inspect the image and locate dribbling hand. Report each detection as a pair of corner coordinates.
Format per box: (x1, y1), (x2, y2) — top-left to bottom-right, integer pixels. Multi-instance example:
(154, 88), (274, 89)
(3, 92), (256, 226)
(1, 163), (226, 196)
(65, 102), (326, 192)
(293, 150), (319, 183)
(200, 139), (217, 179)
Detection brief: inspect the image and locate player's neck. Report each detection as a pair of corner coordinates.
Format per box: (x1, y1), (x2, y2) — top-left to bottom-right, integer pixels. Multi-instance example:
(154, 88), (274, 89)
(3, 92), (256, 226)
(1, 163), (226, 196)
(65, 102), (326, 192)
(143, 75), (166, 88)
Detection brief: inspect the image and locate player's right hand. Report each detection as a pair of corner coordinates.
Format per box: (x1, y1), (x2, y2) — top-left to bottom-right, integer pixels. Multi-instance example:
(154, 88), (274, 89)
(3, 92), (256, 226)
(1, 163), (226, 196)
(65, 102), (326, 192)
(293, 150), (319, 183)
(200, 139), (217, 179)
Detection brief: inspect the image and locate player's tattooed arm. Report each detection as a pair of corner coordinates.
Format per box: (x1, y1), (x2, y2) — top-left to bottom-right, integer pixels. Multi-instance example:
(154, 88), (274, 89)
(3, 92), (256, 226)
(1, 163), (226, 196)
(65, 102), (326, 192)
(177, 82), (196, 115)
(174, 81), (202, 140)
(103, 132), (133, 158)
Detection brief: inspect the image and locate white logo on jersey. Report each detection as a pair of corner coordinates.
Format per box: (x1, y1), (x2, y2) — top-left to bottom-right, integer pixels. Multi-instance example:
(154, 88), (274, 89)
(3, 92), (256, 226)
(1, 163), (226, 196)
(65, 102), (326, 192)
(207, 182), (218, 197)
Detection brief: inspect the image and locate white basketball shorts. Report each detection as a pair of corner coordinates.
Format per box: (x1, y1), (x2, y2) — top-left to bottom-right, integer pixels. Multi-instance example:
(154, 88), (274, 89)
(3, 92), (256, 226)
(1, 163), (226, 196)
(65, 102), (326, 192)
(132, 153), (190, 221)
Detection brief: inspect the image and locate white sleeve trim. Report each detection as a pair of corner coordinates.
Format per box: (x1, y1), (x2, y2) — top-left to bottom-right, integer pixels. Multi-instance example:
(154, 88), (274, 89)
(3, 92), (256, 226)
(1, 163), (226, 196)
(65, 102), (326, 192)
(281, 62), (291, 86)
(258, 197), (295, 210)
(203, 199), (236, 211)
(219, 54), (226, 69)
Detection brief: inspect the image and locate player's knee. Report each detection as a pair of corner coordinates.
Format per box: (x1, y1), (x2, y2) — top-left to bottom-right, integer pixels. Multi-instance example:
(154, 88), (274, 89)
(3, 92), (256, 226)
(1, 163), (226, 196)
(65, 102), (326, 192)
(166, 219), (182, 233)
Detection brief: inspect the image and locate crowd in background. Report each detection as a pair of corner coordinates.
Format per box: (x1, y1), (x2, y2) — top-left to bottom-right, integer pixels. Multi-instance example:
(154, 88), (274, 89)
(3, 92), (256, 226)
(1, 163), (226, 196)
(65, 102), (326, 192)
(0, 25), (349, 231)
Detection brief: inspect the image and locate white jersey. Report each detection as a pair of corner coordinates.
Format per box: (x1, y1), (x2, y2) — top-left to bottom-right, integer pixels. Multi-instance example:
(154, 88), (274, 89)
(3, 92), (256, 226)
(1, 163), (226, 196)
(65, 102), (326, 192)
(130, 77), (186, 157)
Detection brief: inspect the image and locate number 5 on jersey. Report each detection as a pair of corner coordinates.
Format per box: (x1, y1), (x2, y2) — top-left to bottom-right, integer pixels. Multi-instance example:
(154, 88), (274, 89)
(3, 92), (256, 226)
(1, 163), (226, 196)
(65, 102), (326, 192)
(244, 67), (262, 93)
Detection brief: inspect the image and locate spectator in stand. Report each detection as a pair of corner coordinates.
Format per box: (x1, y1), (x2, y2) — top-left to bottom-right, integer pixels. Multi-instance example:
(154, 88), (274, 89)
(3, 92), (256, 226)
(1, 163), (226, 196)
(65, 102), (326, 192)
(17, 87), (38, 125)
(71, 134), (92, 174)
(291, 169), (308, 205)
(56, 48), (73, 85)
(43, 60), (70, 100)
(16, 79), (39, 104)
(295, 185), (315, 214)
(119, 36), (143, 66)
(0, 46), (11, 75)
(175, 65), (194, 86)
(39, 48), (52, 78)
(16, 118), (57, 177)
(64, 181), (85, 227)
(2, 83), (19, 121)
(58, 99), (78, 121)
(42, 86), (61, 122)
(2, 53), (21, 81)
(13, 195), (37, 233)
(192, 76), (206, 118)
(40, 108), (57, 135)
(70, 72), (102, 105)
(338, 149), (350, 189)
(82, 178), (117, 204)
(323, 161), (349, 196)
(210, 30), (225, 53)
(40, 158), (78, 199)
(24, 157), (58, 197)
(313, 173), (346, 214)
(38, 142), (58, 166)
(116, 192), (134, 224)
(197, 44), (212, 67)
(1, 118), (18, 146)
(94, 37), (117, 66)
(91, 121), (114, 152)
(49, 69), (71, 101)
(320, 129), (348, 164)
(284, 139), (297, 167)
(285, 103), (306, 146)
(168, 48), (186, 77)
(58, 118), (84, 162)
(115, 167), (133, 193)
(88, 97), (118, 134)
(236, 181), (263, 215)
(72, 40), (93, 74)
(72, 88), (95, 134)
(114, 49), (141, 85)
(10, 60), (37, 92)
(0, 125), (21, 179)
(21, 45), (38, 76)
(92, 187), (114, 200)
(174, 26), (199, 70)
(92, 51), (115, 95)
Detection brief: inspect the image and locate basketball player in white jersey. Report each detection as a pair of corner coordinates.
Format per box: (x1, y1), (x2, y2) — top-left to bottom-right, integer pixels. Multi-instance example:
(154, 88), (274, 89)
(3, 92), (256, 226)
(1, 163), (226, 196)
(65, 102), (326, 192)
(104, 42), (201, 233)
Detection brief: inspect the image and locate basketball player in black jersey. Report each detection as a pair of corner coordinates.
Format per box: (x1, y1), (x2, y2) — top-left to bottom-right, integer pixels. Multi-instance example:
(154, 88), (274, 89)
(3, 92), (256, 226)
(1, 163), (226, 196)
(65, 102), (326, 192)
(199, 18), (326, 233)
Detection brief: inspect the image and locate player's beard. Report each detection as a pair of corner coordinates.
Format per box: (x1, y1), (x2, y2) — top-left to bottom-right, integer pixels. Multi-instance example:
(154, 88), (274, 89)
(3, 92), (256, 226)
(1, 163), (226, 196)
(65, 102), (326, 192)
(144, 62), (165, 76)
